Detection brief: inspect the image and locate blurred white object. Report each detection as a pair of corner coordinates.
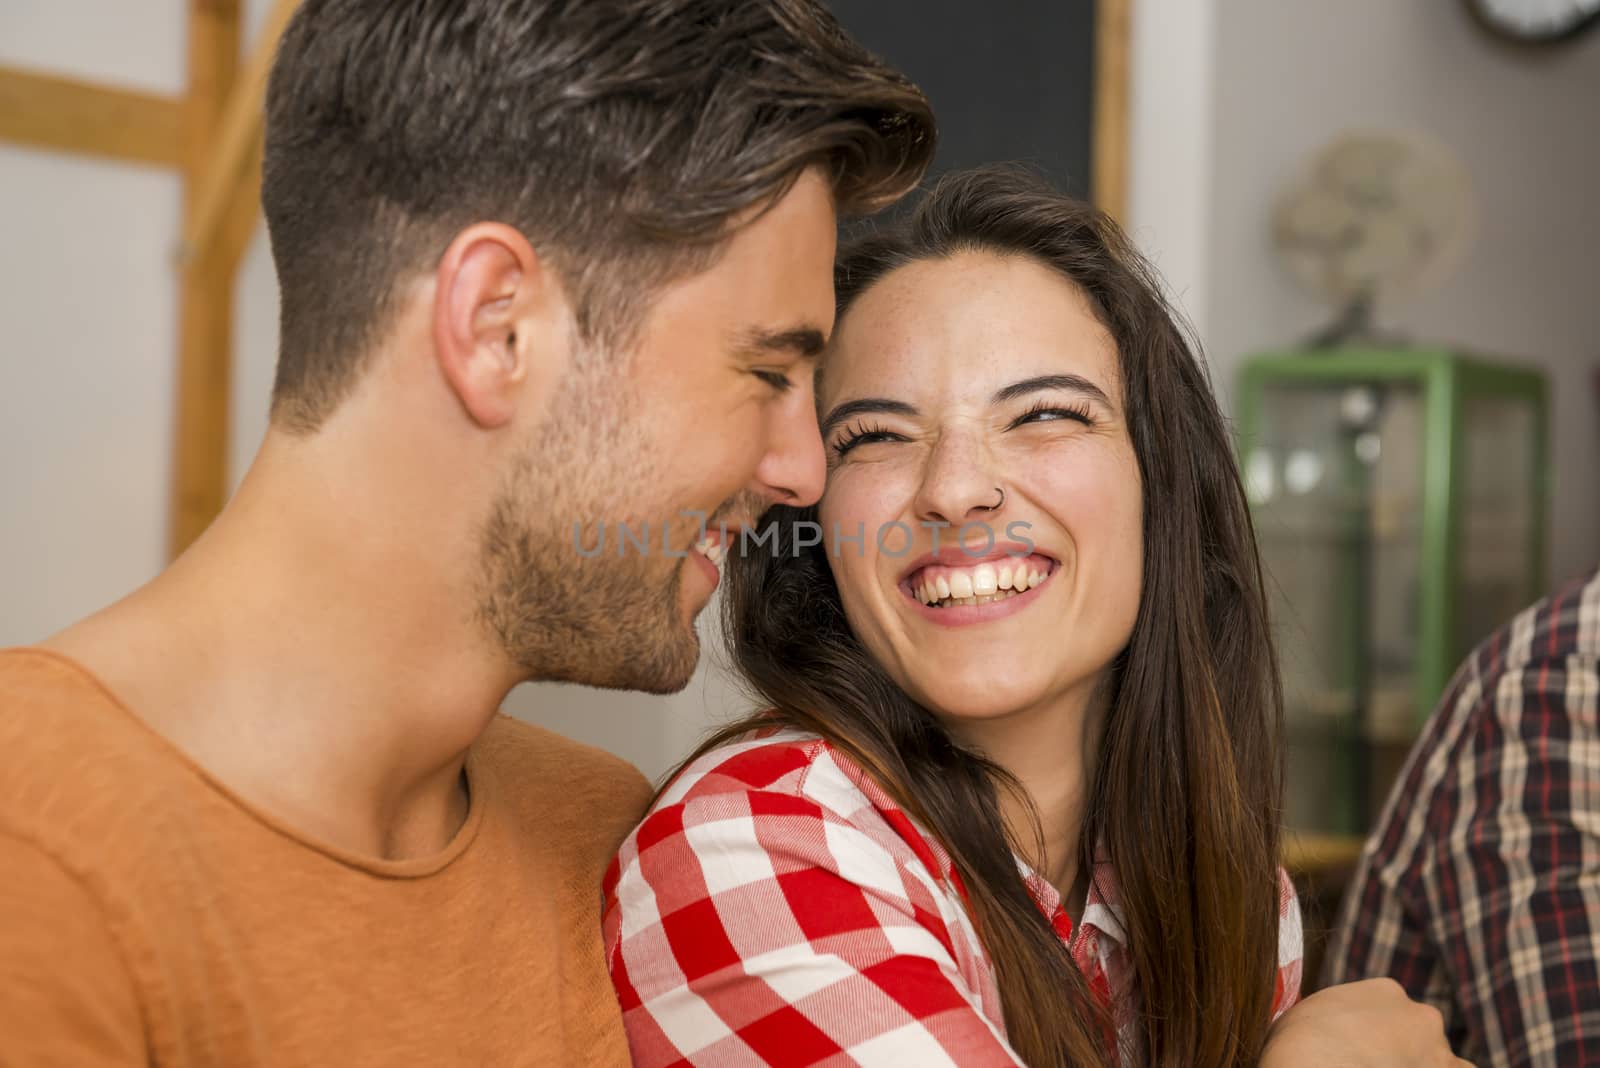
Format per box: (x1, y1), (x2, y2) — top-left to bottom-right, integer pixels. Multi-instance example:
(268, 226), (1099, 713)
(1272, 131), (1477, 344)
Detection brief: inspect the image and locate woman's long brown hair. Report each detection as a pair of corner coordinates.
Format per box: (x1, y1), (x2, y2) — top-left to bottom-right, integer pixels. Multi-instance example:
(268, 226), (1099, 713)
(675, 167), (1284, 1066)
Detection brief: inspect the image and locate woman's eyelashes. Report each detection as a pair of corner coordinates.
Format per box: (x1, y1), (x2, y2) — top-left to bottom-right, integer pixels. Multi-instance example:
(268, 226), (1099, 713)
(831, 421), (902, 457)
(830, 400), (1097, 457)
(1007, 399), (1095, 430)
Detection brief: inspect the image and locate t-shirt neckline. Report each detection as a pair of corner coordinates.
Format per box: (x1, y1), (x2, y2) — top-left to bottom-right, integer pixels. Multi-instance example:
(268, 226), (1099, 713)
(7, 646), (489, 880)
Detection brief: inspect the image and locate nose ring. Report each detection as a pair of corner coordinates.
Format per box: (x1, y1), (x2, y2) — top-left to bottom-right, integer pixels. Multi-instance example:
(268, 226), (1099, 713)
(987, 486), (1005, 510)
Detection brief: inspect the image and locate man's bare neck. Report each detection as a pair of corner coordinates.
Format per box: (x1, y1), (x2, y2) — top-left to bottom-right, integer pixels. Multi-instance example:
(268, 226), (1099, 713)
(41, 493), (511, 861)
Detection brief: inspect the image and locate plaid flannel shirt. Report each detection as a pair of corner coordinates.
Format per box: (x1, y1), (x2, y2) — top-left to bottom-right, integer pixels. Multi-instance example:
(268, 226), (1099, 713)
(1324, 567), (1600, 1066)
(603, 731), (1303, 1066)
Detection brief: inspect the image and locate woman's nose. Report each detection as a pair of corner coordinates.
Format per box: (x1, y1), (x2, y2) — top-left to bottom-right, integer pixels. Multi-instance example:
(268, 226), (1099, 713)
(911, 433), (1002, 528)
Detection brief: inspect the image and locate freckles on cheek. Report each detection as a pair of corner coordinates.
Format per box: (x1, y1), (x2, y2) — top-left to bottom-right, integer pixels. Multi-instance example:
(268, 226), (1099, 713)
(820, 477), (907, 628)
(819, 467), (905, 534)
(1041, 457), (1123, 510)
(1042, 456), (1145, 547)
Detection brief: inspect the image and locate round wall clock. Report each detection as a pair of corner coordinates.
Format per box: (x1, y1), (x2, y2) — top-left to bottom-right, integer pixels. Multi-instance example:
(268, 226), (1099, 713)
(1463, 0), (1600, 44)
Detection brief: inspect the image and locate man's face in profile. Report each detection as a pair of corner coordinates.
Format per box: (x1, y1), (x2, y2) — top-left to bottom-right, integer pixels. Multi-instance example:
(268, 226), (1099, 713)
(479, 168), (836, 693)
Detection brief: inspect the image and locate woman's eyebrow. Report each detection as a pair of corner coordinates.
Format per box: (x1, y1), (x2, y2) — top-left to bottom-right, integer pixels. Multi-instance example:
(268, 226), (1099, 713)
(821, 375), (1111, 437)
(819, 398), (919, 438)
(991, 373), (1113, 408)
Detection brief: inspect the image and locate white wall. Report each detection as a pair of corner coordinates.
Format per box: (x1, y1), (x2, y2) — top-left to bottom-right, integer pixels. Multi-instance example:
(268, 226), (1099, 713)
(1, 1), (285, 649)
(1, 2), (185, 644)
(1201, 0), (1600, 586)
(1125, 0), (1219, 344)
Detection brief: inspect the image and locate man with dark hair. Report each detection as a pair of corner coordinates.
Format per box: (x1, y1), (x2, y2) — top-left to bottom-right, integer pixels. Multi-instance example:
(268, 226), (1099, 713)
(0, 2), (933, 1063)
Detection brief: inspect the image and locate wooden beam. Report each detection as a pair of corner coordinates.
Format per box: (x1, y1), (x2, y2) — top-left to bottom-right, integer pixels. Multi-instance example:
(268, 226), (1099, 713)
(179, 0), (300, 264)
(0, 65), (184, 168)
(170, 0), (302, 557)
(1092, 0), (1132, 225)
(215, 135), (264, 280)
(1282, 832), (1368, 876)
(169, 0), (245, 559)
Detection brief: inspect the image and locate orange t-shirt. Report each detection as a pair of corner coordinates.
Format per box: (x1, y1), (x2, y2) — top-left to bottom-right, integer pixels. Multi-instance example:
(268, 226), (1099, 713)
(0, 648), (653, 1067)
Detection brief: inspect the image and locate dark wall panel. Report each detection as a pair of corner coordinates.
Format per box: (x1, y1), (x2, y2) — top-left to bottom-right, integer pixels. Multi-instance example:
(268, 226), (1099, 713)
(827, 0), (1098, 199)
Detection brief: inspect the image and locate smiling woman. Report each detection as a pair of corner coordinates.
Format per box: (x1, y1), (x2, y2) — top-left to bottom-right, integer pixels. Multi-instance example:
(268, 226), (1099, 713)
(603, 168), (1298, 1067)
(816, 251), (1145, 736)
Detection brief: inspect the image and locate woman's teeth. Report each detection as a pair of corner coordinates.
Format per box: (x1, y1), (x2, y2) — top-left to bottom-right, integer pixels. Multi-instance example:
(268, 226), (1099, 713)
(913, 560), (1051, 608)
(694, 537), (726, 567)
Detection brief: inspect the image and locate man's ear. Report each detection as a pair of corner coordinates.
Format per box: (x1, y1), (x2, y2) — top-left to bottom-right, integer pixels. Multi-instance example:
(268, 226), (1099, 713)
(431, 223), (564, 429)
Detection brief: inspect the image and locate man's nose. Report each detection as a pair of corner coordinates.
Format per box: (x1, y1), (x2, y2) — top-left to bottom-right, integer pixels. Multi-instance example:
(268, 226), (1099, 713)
(751, 391), (826, 508)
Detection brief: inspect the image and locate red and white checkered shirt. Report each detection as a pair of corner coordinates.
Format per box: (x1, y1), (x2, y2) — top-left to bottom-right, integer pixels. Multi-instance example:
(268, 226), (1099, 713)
(602, 731), (1304, 1066)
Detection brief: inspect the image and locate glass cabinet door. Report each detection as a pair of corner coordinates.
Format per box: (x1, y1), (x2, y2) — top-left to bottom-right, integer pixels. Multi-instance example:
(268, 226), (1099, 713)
(1457, 394), (1540, 659)
(1246, 380), (1425, 834)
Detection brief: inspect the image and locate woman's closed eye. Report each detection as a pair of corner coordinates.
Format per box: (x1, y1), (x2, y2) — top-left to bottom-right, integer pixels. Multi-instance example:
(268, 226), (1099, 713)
(832, 402), (1095, 457)
(831, 421), (905, 457)
(1007, 400), (1095, 430)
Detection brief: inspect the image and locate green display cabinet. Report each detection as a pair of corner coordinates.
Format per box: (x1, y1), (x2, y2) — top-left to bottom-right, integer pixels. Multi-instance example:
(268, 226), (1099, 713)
(1237, 347), (1548, 836)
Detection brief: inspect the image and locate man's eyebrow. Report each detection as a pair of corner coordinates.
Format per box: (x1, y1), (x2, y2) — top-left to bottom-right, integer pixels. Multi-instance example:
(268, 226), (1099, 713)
(737, 325), (828, 360)
(991, 373), (1114, 409)
(820, 398), (919, 438)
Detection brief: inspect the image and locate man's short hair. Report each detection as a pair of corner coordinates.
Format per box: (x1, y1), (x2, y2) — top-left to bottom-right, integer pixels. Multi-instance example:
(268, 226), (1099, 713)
(261, 0), (936, 432)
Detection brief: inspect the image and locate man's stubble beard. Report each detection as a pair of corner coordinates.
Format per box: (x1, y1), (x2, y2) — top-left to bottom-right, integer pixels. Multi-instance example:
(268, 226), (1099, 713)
(475, 359), (703, 694)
